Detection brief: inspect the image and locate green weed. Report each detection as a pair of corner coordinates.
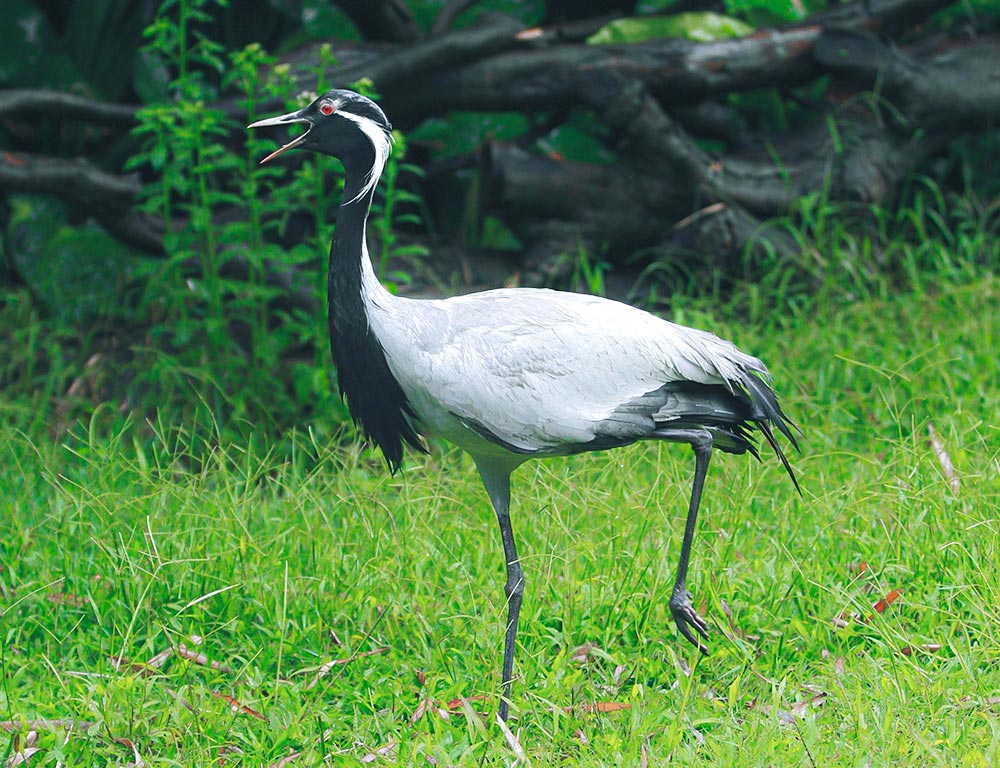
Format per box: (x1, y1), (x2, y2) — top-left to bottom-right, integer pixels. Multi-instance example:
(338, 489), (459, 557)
(730, 177), (1000, 328)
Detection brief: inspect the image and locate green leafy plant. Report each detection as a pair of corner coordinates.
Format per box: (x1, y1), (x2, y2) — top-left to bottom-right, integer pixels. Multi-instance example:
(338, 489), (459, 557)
(120, 7), (430, 444)
(555, 243), (610, 297)
(587, 13), (754, 44)
(126, 0), (325, 434)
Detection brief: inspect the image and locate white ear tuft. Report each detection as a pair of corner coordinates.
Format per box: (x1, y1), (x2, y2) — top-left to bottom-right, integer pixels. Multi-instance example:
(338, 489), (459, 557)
(337, 111), (393, 204)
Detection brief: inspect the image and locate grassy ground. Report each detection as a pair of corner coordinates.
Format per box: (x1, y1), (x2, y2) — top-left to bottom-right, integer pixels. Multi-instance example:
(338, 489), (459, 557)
(2, 275), (999, 766)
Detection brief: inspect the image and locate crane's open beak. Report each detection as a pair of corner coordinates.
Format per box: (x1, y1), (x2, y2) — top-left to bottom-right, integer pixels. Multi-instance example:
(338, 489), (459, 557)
(247, 109), (313, 164)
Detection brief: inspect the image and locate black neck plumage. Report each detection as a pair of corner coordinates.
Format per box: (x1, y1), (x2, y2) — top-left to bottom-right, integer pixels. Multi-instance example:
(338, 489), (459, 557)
(327, 153), (425, 472)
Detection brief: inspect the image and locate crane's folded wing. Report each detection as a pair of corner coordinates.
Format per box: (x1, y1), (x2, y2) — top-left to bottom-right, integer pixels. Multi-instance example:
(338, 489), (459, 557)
(368, 288), (774, 455)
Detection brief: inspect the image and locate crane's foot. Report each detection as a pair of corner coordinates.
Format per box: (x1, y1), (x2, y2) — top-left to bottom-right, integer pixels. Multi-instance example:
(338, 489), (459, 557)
(669, 587), (710, 654)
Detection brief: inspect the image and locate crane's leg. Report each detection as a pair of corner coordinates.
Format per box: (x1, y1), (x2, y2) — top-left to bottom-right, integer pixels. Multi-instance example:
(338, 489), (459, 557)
(475, 460), (522, 722)
(653, 427), (713, 654)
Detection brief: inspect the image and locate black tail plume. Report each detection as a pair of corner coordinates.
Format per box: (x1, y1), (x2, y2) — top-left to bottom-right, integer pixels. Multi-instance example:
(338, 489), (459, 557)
(742, 373), (802, 494)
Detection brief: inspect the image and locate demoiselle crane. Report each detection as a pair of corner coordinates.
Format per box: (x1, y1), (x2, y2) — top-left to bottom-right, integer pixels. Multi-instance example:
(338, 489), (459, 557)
(249, 90), (800, 722)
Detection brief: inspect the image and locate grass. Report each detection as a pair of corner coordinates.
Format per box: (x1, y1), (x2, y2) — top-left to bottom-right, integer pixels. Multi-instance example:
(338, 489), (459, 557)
(2, 273), (1000, 766)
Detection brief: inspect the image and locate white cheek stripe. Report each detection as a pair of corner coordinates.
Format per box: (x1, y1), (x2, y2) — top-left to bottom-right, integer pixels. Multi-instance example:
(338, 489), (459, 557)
(336, 110), (393, 204)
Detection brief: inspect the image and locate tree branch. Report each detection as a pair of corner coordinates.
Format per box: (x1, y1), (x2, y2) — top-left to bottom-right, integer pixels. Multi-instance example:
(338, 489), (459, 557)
(581, 75), (945, 216)
(0, 151), (140, 211)
(0, 89), (139, 127)
(383, 26), (822, 116)
(332, 0), (423, 43)
(1, 152), (165, 254)
(338, 13), (527, 98)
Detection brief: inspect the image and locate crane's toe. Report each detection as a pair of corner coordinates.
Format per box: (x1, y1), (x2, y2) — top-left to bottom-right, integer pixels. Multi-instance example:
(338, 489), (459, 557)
(669, 588), (710, 654)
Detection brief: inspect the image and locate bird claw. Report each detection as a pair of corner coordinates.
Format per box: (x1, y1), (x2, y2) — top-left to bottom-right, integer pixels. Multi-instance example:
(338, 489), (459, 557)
(670, 588), (710, 654)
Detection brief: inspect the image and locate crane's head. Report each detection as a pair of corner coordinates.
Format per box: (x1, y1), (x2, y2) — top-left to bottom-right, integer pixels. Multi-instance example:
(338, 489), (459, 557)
(248, 89), (392, 202)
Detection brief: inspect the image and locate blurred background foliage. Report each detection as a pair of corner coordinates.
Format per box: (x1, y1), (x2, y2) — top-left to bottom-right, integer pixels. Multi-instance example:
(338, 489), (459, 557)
(0, 0), (997, 456)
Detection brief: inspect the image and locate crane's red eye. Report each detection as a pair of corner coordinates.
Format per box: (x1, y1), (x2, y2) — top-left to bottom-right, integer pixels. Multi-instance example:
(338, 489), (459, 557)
(319, 102), (335, 115)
